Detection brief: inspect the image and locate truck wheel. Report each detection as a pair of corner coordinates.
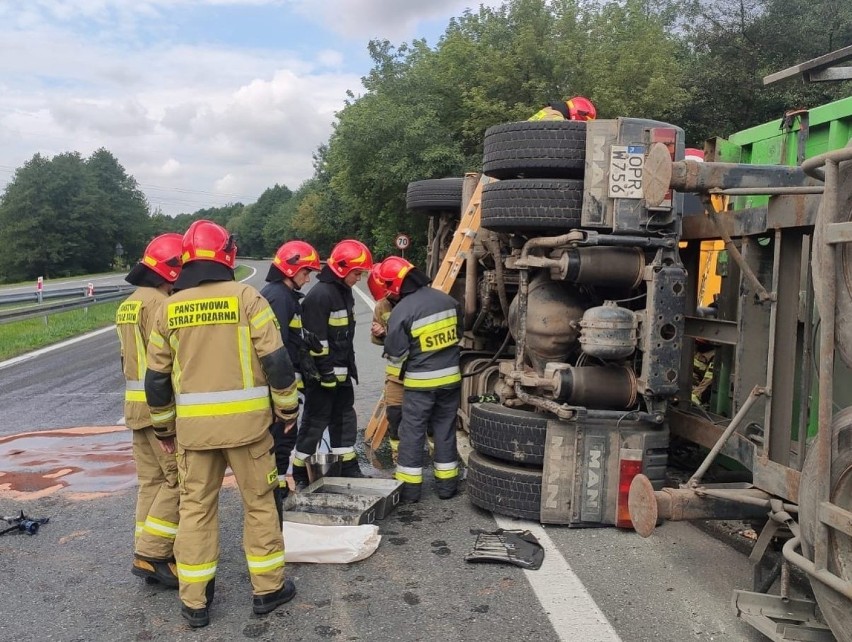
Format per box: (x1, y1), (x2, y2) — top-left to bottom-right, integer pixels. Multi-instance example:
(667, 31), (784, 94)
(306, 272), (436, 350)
(467, 450), (542, 521)
(406, 178), (464, 213)
(482, 120), (586, 180)
(469, 403), (547, 466)
(799, 408), (852, 642)
(480, 178), (583, 233)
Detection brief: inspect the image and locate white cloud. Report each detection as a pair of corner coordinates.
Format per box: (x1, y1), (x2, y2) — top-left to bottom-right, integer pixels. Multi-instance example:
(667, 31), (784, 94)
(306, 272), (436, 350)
(0, 0), (502, 215)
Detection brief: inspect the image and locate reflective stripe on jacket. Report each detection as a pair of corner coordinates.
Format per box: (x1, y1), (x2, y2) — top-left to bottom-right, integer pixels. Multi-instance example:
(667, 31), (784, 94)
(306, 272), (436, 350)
(384, 286), (462, 390)
(116, 287), (168, 430)
(145, 280), (297, 449)
(301, 266), (358, 383)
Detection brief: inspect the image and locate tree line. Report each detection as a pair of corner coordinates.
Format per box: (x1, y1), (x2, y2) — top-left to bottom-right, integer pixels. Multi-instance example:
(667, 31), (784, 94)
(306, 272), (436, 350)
(1, 0), (849, 282)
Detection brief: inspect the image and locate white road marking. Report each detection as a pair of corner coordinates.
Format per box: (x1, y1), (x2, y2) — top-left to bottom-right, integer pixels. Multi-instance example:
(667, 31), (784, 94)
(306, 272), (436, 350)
(352, 282), (375, 310)
(0, 326), (116, 371)
(354, 281), (619, 641)
(495, 517), (622, 642)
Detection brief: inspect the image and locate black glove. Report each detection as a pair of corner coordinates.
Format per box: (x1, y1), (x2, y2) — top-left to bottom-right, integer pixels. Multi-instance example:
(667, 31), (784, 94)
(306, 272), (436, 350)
(302, 329), (323, 355)
(298, 346), (321, 383)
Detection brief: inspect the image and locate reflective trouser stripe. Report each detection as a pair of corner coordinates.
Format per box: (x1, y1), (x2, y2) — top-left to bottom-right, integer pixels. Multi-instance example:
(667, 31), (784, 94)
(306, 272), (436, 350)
(177, 561), (217, 583)
(295, 372), (304, 390)
(434, 461), (459, 480)
(331, 446), (356, 462)
(175, 386), (270, 418)
(404, 366), (461, 389)
(395, 465), (422, 485)
(143, 515), (178, 539)
(246, 551), (285, 574)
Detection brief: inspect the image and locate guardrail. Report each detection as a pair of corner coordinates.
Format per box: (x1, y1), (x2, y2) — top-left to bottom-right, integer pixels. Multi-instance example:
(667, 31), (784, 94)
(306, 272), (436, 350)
(0, 289), (133, 325)
(0, 284), (134, 305)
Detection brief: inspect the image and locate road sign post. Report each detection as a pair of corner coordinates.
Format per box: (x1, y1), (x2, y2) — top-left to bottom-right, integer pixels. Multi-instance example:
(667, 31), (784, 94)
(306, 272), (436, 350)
(395, 233), (411, 258)
(36, 276), (43, 304)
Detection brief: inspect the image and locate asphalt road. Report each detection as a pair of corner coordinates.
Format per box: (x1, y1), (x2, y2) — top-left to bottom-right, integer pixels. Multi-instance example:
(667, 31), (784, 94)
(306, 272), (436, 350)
(0, 260), (767, 641)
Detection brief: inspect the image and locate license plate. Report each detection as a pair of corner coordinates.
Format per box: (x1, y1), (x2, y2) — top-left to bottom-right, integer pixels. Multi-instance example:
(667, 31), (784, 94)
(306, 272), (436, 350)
(608, 144), (644, 199)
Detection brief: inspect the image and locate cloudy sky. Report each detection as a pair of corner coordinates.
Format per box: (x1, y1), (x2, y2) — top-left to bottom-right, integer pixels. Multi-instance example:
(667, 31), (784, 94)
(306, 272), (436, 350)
(0, 1), (497, 215)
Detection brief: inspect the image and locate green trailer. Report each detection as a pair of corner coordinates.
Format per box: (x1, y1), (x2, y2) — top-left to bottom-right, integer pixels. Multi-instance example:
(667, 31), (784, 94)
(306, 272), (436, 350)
(629, 90), (852, 641)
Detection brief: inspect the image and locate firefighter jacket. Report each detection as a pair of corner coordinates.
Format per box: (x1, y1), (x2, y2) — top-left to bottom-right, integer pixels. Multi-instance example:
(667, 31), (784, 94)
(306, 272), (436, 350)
(371, 296), (403, 406)
(116, 286), (168, 430)
(144, 279), (298, 449)
(528, 106), (566, 121)
(260, 280), (308, 388)
(302, 266), (358, 385)
(384, 286), (463, 390)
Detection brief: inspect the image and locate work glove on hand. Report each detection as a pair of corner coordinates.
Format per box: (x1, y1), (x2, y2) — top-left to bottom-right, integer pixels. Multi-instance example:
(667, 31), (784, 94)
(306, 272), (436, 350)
(319, 371), (338, 389)
(302, 329), (324, 355)
(298, 346), (321, 383)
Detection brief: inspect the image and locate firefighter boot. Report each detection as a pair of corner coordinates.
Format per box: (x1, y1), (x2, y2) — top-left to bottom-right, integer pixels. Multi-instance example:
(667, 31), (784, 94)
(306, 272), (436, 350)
(180, 579), (215, 628)
(132, 555), (179, 588)
(435, 478), (458, 500)
(400, 482), (421, 503)
(253, 578), (297, 615)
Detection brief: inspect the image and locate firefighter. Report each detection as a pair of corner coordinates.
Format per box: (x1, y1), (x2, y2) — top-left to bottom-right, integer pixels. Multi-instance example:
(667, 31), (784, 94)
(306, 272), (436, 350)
(260, 240), (322, 520)
(381, 259), (463, 503)
(292, 239), (373, 488)
(528, 95), (597, 122)
(367, 260), (404, 461)
(117, 233), (183, 588)
(145, 220), (300, 628)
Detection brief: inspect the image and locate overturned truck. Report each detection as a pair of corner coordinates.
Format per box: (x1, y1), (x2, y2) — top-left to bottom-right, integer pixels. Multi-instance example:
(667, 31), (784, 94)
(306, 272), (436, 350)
(406, 93), (852, 640)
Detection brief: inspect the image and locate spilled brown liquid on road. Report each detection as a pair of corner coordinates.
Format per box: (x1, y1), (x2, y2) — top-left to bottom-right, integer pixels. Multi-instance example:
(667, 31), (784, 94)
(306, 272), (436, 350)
(0, 426), (135, 499)
(0, 426), (244, 500)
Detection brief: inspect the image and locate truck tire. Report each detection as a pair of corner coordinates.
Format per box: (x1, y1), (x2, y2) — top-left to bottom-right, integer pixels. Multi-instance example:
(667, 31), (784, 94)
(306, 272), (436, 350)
(406, 178), (464, 213)
(467, 450), (542, 521)
(799, 408), (852, 642)
(482, 120), (586, 180)
(481, 178), (583, 233)
(469, 403), (548, 466)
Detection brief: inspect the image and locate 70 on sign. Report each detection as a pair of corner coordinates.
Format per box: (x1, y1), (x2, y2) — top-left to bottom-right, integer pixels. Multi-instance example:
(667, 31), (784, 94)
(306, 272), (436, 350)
(395, 233), (411, 256)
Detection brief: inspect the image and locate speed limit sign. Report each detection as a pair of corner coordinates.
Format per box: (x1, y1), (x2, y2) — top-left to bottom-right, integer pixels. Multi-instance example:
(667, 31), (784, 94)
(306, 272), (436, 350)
(395, 233), (411, 251)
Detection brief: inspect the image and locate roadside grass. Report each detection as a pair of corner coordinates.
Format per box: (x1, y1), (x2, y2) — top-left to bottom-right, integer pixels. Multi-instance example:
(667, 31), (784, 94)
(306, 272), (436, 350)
(0, 264), (254, 361)
(0, 301), (121, 361)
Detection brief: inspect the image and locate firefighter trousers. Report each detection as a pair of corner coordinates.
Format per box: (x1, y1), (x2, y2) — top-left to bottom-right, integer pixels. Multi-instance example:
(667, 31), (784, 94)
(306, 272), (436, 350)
(294, 382), (357, 467)
(269, 418), (298, 521)
(132, 426), (179, 560)
(174, 432), (285, 609)
(396, 387), (460, 489)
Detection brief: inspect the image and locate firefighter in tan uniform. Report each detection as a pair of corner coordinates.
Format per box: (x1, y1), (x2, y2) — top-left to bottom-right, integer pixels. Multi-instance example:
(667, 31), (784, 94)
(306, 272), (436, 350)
(145, 220), (300, 628)
(117, 233), (183, 588)
(367, 262), (404, 459)
(527, 95), (597, 121)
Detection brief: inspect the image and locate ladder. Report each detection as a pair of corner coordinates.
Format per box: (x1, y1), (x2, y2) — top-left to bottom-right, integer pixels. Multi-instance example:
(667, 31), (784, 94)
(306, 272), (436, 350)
(364, 174), (492, 450)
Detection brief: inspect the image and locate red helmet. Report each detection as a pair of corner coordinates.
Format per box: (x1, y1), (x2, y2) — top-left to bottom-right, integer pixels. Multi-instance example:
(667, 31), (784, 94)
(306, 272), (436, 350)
(367, 264), (389, 301)
(566, 96), (596, 121)
(273, 240), (321, 278)
(142, 233), (183, 283)
(181, 220), (237, 268)
(327, 239), (373, 278)
(376, 256), (414, 297)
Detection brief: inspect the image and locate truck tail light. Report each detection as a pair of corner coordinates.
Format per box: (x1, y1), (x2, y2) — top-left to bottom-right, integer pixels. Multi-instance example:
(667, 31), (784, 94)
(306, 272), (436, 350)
(616, 448), (644, 529)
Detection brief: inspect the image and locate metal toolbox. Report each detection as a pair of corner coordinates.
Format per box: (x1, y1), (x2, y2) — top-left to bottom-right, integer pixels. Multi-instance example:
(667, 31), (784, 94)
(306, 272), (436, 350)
(282, 491), (383, 526)
(289, 476), (404, 521)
